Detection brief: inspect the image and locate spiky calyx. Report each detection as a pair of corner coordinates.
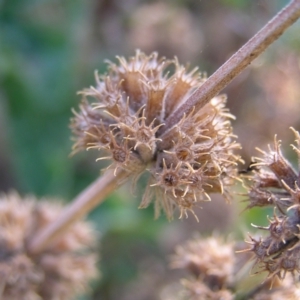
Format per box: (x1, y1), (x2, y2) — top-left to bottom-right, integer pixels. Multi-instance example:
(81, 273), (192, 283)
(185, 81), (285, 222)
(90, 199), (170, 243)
(0, 192), (98, 300)
(242, 128), (300, 283)
(71, 50), (241, 220)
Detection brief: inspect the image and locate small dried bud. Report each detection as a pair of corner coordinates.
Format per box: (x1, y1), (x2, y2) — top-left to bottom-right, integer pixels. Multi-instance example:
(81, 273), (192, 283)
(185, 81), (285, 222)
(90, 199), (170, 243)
(0, 192), (98, 300)
(255, 136), (298, 188)
(242, 128), (300, 283)
(71, 50), (241, 220)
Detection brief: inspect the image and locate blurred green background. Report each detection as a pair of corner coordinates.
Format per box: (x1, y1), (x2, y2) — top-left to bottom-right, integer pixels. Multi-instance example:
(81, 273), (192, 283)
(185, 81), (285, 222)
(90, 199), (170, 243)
(0, 0), (300, 299)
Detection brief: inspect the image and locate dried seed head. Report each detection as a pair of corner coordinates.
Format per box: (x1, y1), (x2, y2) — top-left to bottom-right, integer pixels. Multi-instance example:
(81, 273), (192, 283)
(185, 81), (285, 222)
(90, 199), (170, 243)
(171, 235), (235, 289)
(0, 192), (98, 300)
(242, 128), (300, 283)
(71, 50), (241, 219)
(177, 279), (234, 300)
(169, 235), (235, 299)
(161, 280), (234, 300)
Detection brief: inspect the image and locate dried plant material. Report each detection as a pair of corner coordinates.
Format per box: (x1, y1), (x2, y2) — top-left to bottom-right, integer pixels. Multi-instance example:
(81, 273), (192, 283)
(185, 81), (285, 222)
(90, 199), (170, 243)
(71, 50), (241, 220)
(176, 279), (234, 300)
(170, 235), (235, 299)
(251, 274), (300, 300)
(242, 128), (300, 284)
(0, 192), (98, 300)
(253, 289), (300, 300)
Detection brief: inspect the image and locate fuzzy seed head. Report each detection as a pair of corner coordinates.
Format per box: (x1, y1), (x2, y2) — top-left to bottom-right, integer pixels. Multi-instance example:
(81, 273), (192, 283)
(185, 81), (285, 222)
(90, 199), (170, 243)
(169, 235), (235, 299)
(71, 50), (241, 219)
(177, 279), (234, 300)
(171, 235), (235, 289)
(0, 192), (98, 300)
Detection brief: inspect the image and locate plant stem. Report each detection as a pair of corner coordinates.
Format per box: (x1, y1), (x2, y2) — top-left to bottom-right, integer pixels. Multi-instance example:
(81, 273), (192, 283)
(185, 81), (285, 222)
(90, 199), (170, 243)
(160, 0), (300, 136)
(28, 169), (129, 254)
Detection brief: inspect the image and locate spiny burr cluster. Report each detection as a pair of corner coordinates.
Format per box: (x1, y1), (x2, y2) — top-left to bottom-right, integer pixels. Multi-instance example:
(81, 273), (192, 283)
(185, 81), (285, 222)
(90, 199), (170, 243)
(170, 235), (235, 300)
(0, 192), (98, 300)
(243, 128), (300, 283)
(165, 234), (300, 300)
(71, 50), (241, 220)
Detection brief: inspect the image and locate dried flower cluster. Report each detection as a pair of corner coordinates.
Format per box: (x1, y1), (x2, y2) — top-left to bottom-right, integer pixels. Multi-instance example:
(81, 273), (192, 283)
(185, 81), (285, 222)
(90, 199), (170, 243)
(0, 192), (98, 300)
(71, 50), (241, 220)
(165, 233), (300, 300)
(243, 128), (300, 283)
(169, 235), (235, 300)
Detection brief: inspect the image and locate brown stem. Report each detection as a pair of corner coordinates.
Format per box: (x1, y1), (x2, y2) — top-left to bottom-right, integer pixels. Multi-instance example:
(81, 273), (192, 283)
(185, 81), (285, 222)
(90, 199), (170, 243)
(160, 0), (300, 136)
(28, 169), (130, 254)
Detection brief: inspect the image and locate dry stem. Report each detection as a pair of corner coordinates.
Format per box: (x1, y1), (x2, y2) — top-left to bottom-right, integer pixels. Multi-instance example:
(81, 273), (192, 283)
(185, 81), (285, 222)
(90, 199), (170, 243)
(27, 0), (300, 254)
(160, 0), (300, 136)
(28, 169), (129, 254)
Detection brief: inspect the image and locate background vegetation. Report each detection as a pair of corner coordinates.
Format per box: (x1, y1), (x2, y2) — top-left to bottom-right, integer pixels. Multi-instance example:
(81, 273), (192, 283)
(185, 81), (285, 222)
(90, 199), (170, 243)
(0, 0), (300, 299)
